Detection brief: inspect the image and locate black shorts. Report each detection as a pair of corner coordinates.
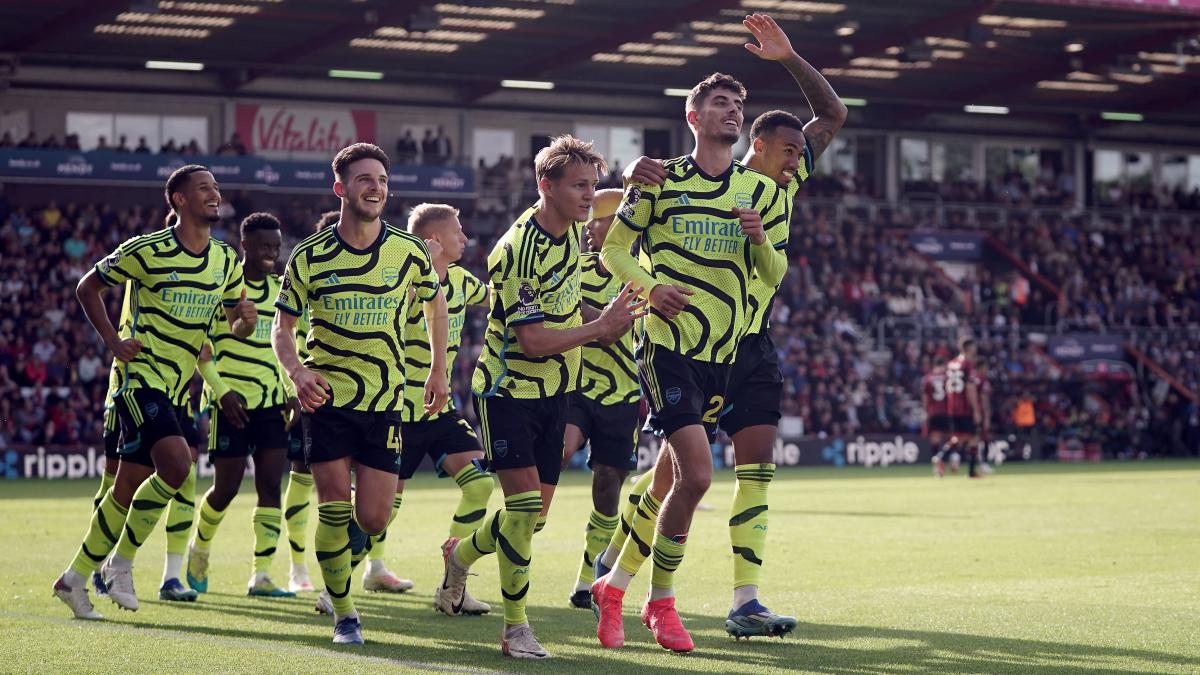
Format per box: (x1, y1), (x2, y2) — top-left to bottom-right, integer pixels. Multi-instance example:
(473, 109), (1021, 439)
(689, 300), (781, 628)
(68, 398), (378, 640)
(719, 332), (783, 436)
(113, 388), (199, 468)
(103, 407), (122, 461)
(301, 406), (403, 474)
(398, 410), (482, 480)
(474, 393), (567, 485)
(949, 415), (977, 435)
(208, 405), (289, 458)
(927, 414), (952, 434)
(287, 425), (305, 463)
(640, 341), (731, 441)
(565, 392), (638, 472)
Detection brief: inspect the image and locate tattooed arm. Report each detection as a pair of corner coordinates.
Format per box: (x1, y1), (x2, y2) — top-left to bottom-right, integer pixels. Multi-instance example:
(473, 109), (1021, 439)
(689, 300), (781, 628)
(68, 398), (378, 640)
(744, 12), (848, 161)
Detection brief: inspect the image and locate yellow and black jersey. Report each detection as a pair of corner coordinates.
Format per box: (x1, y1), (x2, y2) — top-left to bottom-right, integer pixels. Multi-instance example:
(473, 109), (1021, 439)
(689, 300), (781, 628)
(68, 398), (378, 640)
(401, 264), (488, 422)
(578, 252), (638, 406)
(103, 362), (121, 433)
(746, 145), (811, 335)
(472, 205), (583, 400)
(96, 228), (245, 404)
(610, 156), (788, 364)
(205, 274), (286, 410)
(275, 222), (440, 412)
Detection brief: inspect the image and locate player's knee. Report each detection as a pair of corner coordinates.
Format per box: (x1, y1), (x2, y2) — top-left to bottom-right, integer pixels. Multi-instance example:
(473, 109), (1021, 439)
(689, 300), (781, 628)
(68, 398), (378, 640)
(674, 464), (711, 499)
(156, 457), (191, 488)
(355, 508), (390, 535)
(460, 473), (494, 503)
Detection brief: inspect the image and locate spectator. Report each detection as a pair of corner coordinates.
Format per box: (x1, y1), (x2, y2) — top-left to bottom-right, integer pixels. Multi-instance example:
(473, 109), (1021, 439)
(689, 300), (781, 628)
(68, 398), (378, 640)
(216, 132), (246, 156)
(134, 136), (151, 154)
(0, 130), (13, 148)
(396, 130), (418, 164)
(421, 129), (438, 163)
(114, 135), (130, 153)
(17, 131), (38, 148)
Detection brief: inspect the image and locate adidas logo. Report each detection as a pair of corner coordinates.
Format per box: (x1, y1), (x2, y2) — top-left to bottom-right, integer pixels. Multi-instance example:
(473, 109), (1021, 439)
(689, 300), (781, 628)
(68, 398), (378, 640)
(677, 194), (691, 206)
(168, 271), (181, 282)
(324, 273), (341, 286)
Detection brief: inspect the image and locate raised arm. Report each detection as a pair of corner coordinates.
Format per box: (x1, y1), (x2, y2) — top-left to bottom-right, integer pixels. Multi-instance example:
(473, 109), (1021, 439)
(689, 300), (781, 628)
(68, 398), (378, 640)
(744, 13), (848, 161)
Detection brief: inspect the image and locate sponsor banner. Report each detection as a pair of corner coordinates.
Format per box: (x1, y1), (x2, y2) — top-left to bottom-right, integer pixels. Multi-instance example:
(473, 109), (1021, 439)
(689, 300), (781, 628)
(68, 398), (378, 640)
(1047, 334), (1127, 363)
(908, 230), (985, 261)
(235, 104), (376, 160)
(0, 149), (473, 195)
(3, 434), (1036, 479)
(2, 446), (217, 480)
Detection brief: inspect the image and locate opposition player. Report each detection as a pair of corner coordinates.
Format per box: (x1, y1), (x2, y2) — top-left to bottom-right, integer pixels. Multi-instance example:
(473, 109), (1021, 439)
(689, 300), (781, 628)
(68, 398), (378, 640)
(591, 14), (847, 640)
(272, 143), (450, 645)
(282, 210), (338, 594)
(435, 135), (644, 659)
(942, 336), (985, 478)
(53, 165), (254, 618)
(595, 72), (789, 652)
(563, 213), (642, 610)
(364, 203), (492, 613)
(923, 365), (956, 477)
(186, 212), (294, 599)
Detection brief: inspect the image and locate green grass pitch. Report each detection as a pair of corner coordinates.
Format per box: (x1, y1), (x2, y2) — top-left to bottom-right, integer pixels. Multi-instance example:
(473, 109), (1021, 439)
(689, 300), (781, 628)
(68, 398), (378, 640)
(2, 461), (1197, 674)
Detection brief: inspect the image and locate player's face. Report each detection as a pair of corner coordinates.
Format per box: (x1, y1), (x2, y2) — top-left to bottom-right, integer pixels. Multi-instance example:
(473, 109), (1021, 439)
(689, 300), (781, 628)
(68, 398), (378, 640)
(176, 171), (220, 224)
(754, 126), (807, 186)
(585, 215), (613, 252)
(433, 216), (467, 263)
(547, 161), (599, 222)
(241, 228), (282, 275)
(338, 158), (388, 222)
(694, 87), (744, 146)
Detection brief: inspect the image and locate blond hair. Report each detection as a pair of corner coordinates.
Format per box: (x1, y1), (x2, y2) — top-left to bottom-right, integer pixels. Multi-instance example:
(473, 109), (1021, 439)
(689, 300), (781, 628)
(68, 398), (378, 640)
(534, 134), (608, 187)
(407, 203), (460, 237)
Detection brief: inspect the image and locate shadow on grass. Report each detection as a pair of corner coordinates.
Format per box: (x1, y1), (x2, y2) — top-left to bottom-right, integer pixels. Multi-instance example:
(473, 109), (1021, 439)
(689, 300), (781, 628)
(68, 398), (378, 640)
(134, 593), (1197, 674)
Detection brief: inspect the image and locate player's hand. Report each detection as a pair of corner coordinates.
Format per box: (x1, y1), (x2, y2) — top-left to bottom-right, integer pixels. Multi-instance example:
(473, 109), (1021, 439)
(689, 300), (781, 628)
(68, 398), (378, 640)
(233, 288), (257, 336)
(732, 207), (765, 245)
(219, 391), (249, 429)
(284, 396), (302, 431)
(598, 282), (649, 335)
(743, 13), (794, 62)
(423, 370), (450, 415)
(649, 284), (694, 320)
(108, 338), (143, 363)
(290, 366), (331, 413)
(622, 157), (667, 187)
(424, 238), (448, 277)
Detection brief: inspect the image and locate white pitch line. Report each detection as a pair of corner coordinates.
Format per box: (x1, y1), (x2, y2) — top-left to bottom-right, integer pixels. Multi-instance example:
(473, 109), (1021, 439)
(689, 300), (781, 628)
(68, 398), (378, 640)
(7, 611), (512, 674)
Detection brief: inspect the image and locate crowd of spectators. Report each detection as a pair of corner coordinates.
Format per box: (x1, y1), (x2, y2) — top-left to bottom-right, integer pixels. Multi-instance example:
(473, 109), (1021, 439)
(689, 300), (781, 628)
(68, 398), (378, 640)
(0, 130), (212, 156)
(1, 187), (1197, 459)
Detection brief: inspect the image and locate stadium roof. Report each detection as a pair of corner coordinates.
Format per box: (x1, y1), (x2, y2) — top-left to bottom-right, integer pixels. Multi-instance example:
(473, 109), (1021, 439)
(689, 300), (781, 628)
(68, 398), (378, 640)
(1, 0), (1198, 123)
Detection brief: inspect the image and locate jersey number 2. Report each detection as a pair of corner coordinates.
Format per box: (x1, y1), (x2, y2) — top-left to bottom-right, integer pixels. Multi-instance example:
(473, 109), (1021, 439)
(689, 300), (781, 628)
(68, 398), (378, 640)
(701, 395), (725, 423)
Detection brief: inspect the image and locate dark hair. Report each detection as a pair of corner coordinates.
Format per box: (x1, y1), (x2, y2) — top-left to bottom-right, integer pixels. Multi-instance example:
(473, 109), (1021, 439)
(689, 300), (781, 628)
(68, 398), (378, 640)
(332, 143), (390, 181)
(314, 210), (340, 232)
(686, 72), (747, 113)
(750, 110), (806, 142)
(163, 164), (211, 226)
(240, 211), (281, 239)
